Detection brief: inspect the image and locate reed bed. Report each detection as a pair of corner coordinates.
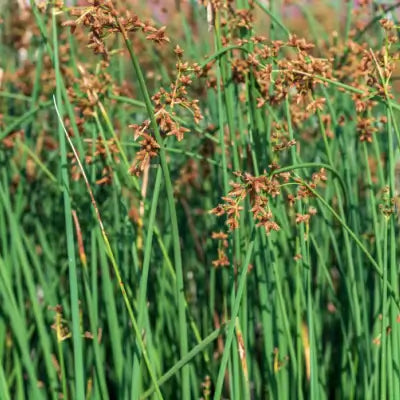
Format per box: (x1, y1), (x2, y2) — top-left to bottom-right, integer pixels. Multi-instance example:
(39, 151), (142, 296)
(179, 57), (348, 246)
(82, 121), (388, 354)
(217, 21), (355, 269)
(1, 0), (400, 399)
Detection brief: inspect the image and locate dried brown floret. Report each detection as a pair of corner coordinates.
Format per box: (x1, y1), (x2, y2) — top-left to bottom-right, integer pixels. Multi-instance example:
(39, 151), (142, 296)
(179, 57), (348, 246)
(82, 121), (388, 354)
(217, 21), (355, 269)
(129, 133), (160, 176)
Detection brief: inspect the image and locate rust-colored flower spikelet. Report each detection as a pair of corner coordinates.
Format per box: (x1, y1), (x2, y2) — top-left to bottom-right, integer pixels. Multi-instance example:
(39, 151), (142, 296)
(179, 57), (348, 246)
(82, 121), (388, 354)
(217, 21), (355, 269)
(295, 168), (328, 200)
(357, 116), (378, 143)
(127, 47), (204, 176)
(311, 168), (328, 185)
(211, 169), (287, 235)
(128, 131), (160, 177)
(95, 166), (113, 185)
(211, 231), (229, 268)
(145, 26), (170, 45)
(295, 213), (310, 225)
(63, 0), (170, 60)
(67, 62), (114, 117)
(149, 55), (203, 142)
(1, 130), (24, 150)
(380, 18), (395, 32)
(306, 97), (326, 113)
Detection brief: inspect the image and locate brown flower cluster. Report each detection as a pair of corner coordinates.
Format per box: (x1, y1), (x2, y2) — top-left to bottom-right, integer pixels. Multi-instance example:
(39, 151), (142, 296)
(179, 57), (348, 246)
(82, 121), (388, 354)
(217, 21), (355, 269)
(329, 18), (397, 112)
(128, 123), (160, 176)
(202, 1), (256, 42)
(129, 47), (203, 176)
(295, 168), (328, 200)
(211, 231), (229, 268)
(191, 4), (398, 149)
(295, 207), (317, 226)
(1, 130), (24, 150)
(357, 116), (378, 143)
(379, 186), (398, 219)
(212, 32), (331, 112)
(211, 170), (285, 234)
(271, 122), (297, 153)
(152, 60), (202, 141)
(67, 62), (114, 117)
(272, 49), (332, 105)
(64, 0), (170, 60)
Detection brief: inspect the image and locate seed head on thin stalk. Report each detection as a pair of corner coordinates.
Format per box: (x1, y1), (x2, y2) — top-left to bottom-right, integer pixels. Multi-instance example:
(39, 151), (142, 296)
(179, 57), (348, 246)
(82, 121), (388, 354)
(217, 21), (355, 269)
(211, 167), (326, 242)
(65, 1), (203, 178)
(211, 231), (229, 268)
(64, 0), (171, 61)
(128, 48), (203, 176)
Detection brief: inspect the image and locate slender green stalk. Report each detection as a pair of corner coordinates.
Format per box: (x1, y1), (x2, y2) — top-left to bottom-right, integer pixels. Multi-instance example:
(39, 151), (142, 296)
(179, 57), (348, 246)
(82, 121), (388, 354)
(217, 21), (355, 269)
(0, 255), (43, 399)
(214, 233), (255, 400)
(380, 219), (389, 400)
(116, 18), (190, 398)
(131, 166), (162, 399)
(52, 8), (85, 399)
(142, 325), (226, 398)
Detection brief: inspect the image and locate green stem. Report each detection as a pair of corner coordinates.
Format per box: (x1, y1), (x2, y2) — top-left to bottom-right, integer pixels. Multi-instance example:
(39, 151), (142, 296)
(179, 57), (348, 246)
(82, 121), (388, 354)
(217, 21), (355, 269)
(213, 232), (255, 400)
(116, 18), (190, 398)
(52, 8), (85, 399)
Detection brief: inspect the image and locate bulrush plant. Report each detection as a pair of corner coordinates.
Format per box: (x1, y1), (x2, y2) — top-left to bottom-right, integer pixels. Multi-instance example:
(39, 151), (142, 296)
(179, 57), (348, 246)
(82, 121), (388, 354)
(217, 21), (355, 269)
(1, 0), (400, 399)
